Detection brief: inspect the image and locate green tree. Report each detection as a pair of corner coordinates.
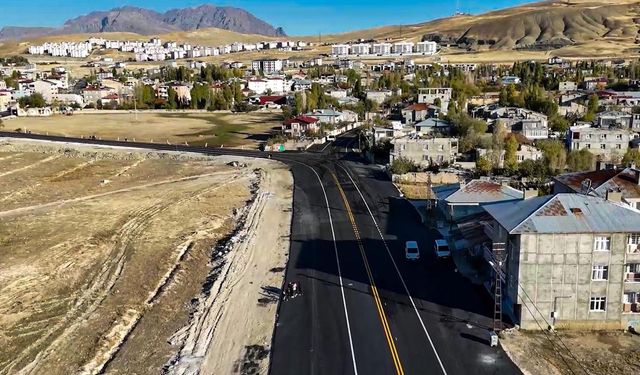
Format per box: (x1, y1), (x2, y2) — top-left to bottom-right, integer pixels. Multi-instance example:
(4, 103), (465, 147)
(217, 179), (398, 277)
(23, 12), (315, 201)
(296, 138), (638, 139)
(567, 149), (594, 172)
(550, 114), (570, 133)
(622, 149), (640, 166)
(538, 139), (567, 174)
(390, 156), (417, 175)
(18, 93), (47, 108)
(504, 135), (519, 173)
(294, 92), (304, 115)
(167, 87), (178, 109)
(476, 156), (492, 175)
(583, 95), (599, 122)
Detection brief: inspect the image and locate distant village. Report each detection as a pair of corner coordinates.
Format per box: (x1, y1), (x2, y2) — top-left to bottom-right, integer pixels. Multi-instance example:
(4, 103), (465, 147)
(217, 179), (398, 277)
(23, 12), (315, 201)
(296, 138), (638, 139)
(3, 34), (640, 338)
(4, 49), (640, 180)
(27, 37), (311, 61)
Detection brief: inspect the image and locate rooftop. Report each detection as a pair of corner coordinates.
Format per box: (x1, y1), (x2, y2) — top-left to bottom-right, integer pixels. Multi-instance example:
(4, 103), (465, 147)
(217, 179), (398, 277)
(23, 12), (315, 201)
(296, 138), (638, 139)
(434, 180), (524, 204)
(483, 193), (640, 234)
(554, 167), (640, 200)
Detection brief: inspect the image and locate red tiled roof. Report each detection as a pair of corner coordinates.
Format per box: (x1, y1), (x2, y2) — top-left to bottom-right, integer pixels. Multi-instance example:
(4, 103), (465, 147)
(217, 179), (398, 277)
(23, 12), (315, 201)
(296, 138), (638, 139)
(259, 95), (286, 105)
(403, 103), (428, 111)
(283, 115), (319, 125)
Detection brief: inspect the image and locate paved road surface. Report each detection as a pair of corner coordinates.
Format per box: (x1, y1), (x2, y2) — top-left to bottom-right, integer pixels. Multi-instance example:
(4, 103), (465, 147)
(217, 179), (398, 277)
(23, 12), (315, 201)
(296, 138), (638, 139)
(0, 131), (521, 375)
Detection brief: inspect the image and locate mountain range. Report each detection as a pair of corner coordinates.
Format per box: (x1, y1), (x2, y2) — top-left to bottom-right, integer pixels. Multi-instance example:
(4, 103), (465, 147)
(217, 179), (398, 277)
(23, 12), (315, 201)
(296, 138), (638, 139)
(0, 4), (286, 41)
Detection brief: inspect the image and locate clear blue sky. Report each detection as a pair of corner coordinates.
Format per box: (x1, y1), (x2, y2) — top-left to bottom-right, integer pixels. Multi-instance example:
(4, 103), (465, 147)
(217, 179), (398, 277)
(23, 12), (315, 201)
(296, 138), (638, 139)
(0, 0), (535, 35)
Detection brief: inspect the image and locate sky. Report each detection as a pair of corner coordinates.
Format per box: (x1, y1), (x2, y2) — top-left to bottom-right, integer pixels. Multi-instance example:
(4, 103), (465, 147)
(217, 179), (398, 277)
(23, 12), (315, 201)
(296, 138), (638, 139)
(0, 0), (536, 36)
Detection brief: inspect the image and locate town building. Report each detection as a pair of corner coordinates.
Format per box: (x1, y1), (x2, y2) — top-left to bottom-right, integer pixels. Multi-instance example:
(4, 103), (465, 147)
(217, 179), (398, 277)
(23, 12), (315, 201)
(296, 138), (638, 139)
(554, 166), (640, 210)
(282, 115), (320, 137)
(482, 193), (640, 330)
(391, 137), (459, 167)
(433, 179), (524, 222)
(251, 59), (284, 75)
(567, 124), (633, 160)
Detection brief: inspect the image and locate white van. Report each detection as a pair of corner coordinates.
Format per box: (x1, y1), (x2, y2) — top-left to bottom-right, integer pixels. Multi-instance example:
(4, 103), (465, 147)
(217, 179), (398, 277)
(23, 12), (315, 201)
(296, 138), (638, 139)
(327, 135), (336, 142)
(434, 239), (450, 258)
(405, 241), (420, 261)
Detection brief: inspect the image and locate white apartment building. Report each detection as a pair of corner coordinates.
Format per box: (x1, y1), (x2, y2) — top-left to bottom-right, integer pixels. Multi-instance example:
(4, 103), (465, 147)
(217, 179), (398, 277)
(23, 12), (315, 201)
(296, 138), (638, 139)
(351, 43), (371, 55)
(251, 59), (284, 75)
(415, 41), (437, 55)
(331, 44), (350, 56)
(372, 43), (392, 55)
(392, 42), (414, 55)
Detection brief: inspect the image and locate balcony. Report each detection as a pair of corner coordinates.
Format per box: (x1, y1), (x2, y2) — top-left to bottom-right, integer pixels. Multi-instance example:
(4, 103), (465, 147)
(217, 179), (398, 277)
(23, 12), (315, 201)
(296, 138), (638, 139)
(626, 272), (640, 283)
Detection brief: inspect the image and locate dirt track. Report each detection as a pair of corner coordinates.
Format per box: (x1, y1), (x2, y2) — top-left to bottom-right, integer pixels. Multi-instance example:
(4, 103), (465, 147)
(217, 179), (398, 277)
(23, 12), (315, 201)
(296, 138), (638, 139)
(0, 141), (292, 375)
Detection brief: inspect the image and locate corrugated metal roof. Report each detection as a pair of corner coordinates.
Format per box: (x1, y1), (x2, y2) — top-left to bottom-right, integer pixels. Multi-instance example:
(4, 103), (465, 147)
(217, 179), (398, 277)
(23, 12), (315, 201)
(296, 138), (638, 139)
(433, 183), (460, 201)
(445, 180), (523, 204)
(483, 193), (640, 234)
(554, 168), (640, 200)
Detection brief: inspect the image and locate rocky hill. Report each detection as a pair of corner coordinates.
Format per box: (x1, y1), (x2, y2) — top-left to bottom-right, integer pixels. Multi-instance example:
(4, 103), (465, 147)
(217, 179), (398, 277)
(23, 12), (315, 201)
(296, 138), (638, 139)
(0, 4), (286, 41)
(421, 1), (640, 51)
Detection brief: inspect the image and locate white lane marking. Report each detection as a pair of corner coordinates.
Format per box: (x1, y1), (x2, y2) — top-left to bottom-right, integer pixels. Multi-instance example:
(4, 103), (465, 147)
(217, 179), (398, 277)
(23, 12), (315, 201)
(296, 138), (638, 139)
(337, 164), (448, 375)
(305, 163), (359, 375)
(319, 142), (332, 152)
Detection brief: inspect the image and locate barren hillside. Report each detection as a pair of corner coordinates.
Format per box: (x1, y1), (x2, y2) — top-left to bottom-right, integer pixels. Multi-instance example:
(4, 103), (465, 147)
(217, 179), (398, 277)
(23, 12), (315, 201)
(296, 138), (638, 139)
(305, 1), (640, 54)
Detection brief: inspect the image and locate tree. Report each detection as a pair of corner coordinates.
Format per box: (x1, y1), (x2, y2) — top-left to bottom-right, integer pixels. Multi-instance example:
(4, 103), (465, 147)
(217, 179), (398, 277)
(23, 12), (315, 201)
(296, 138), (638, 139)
(390, 156), (417, 175)
(550, 114), (570, 133)
(294, 92), (304, 115)
(538, 139), (567, 174)
(622, 149), (640, 166)
(518, 159), (547, 180)
(18, 93), (47, 108)
(504, 135), (519, 173)
(476, 156), (492, 175)
(567, 149), (594, 172)
(583, 94), (599, 122)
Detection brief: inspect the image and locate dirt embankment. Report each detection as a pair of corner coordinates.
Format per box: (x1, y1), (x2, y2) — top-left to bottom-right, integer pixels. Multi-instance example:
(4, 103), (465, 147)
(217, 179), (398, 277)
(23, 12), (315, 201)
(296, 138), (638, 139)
(501, 329), (640, 375)
(0, 140), (293, 375)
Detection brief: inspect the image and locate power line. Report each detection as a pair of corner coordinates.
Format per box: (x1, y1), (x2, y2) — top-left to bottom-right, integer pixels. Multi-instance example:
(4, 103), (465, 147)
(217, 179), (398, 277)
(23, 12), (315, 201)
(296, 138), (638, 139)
(515, 289), (579, 375)
(516, 283), (590, 375)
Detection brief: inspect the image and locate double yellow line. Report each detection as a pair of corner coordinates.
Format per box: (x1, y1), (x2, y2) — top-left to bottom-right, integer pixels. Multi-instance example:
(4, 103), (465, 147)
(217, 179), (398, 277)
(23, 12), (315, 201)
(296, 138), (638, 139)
(331, 172), (405, 375)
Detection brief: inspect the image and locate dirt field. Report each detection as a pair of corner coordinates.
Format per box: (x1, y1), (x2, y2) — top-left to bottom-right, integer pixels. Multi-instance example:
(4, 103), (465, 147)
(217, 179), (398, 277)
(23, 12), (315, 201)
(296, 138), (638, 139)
(6, 111), (282, 149)
(501, 329), (640, 375)
(0, 140), (292, 375)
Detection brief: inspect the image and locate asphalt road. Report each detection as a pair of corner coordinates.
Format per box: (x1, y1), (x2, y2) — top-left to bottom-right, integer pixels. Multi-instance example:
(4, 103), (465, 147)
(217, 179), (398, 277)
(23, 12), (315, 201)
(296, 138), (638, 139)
(0, 131), (521, 375)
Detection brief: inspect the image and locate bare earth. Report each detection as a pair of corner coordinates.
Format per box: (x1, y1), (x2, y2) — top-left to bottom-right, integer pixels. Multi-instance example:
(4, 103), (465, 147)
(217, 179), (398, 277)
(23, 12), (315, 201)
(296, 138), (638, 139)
(6, 111), (282, 149)
(501, 329), (640, 375)
(0, 140), (292, 375)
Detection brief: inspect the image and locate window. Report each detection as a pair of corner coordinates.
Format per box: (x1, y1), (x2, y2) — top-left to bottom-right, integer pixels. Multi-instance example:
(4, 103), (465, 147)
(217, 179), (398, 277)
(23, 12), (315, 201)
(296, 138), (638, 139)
(594, 236), (611, 251)
(586, 144), (591, 149)
(628, 233), (640, 245)
(623, 292), (637, 304)
(616, 144), (622, 149)
(616, 134), (623, 140)
(592, 265), (609, 280)
(600, 144), (607, 149)
(587, 134), (593, 139)
(590, 297), (607, 311)
(601, 134), (607, 140)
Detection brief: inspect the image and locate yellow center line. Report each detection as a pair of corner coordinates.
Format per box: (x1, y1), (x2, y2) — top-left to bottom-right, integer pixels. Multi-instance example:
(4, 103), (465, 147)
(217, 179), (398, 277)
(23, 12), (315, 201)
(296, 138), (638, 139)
(331, 172), (405, 375)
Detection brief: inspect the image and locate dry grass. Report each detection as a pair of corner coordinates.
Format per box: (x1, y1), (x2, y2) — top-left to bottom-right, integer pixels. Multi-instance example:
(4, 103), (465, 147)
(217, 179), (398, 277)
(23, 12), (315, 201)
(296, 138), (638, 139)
(0, 144), (262, 374)
(6, 111), (282, 149)
(501, 329), (640, 375)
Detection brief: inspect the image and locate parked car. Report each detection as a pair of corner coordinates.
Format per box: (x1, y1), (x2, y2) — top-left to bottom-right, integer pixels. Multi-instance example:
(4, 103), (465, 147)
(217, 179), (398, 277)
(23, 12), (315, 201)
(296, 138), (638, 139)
(434, 239), (450, 258)
(405, 241), (420, 261)
(327, 135), (336, 142)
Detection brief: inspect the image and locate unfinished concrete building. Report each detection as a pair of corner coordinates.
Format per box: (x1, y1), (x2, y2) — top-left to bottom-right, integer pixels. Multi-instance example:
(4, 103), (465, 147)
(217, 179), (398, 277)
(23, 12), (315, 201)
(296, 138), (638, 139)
(482, 193), (640, 330)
